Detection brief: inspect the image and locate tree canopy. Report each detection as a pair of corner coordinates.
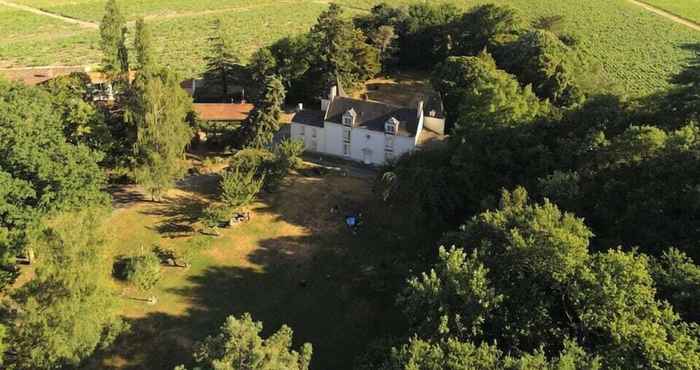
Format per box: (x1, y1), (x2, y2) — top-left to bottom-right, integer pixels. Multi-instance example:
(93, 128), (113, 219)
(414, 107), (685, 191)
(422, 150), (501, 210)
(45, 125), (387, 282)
(396, 188), (700, 368)
(178, 313), (312, 370)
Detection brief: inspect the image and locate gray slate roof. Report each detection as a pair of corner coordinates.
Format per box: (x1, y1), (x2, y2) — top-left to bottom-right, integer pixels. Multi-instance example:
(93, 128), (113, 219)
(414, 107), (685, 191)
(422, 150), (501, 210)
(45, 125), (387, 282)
(291, 109), (325, 128)
(325, 97), (419, 136)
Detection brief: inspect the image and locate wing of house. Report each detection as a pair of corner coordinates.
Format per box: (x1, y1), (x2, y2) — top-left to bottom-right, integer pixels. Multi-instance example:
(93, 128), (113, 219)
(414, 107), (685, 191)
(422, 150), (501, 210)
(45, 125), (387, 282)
(290, 85), (446, 165)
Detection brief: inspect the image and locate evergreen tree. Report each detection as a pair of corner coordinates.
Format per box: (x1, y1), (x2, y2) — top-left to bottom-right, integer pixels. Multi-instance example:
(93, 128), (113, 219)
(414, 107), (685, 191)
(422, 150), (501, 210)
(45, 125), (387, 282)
(127, 21), (192, 201)
(309, 4), (379, 92)
(99, 0), (129, 80)
(131, 68), (193, 201)
(178, 313), (312, 370)
(219, 167), (263, 211)
(248, 47), (277, 98)
(238, 76), (285, 149)
(134, 18), (157, 77)
(204, 19), (240, 102)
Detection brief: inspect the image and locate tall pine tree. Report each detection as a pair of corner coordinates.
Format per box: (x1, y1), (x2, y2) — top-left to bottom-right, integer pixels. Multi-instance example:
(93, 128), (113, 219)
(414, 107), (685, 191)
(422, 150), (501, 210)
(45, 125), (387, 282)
(99, 0), (129, 81)
(238, 76), (286, 149)
(134, 18), (156, 77)
(309, 4), (379, 92)
(204, 19), (240, 102)
(129, 22), (193, 201)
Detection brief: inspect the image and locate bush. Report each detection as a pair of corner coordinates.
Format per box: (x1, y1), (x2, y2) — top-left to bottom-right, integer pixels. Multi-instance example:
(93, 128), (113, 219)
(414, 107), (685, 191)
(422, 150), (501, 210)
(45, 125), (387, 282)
(114, 252), (162, 291)
(229, 147), (291, 192)
(229, 148), (276, 175)
(201, 204), (232, 232)
(276, 138), (305, 169)
(220, 167), (263, 211)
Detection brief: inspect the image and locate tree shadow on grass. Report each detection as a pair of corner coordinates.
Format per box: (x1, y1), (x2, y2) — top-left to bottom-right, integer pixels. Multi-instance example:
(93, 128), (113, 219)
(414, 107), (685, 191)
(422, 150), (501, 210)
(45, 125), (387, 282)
(86, 232), (406, 370)
(139, 194), (209, 238)
(85, 174), (411, 370)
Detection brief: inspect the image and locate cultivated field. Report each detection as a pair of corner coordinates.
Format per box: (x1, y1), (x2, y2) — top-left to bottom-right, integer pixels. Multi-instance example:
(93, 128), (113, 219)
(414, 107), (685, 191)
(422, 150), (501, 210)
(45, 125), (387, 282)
(1, 0), (699, 95)
(642, 0), (700, 24)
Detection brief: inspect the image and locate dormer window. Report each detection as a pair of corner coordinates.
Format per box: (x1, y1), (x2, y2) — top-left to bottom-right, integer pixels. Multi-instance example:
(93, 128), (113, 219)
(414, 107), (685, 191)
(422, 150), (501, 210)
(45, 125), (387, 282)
(385, 117), (399, 135)
(343, 109), (356, 127)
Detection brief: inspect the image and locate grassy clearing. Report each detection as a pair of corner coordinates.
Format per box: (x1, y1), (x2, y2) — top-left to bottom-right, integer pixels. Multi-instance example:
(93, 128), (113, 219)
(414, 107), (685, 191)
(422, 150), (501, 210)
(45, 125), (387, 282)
(641, 0), (700, 24)
(84, 163), (404, 370)
(1, 0), (699, 93)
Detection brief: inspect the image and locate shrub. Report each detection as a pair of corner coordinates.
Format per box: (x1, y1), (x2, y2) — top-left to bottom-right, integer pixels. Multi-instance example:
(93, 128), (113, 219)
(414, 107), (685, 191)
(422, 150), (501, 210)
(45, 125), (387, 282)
(229, 147), (290, 192)
(220, 167), (263, 211)
(276, 138), (305, 169)
(229, 148), (276, 175)
(114, 252), (162, 291)
(201, 204), (232, 232)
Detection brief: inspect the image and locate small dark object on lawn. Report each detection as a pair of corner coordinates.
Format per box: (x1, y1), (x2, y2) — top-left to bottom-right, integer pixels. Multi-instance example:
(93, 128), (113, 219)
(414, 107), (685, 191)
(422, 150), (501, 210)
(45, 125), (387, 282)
(229, 212), (251, 227)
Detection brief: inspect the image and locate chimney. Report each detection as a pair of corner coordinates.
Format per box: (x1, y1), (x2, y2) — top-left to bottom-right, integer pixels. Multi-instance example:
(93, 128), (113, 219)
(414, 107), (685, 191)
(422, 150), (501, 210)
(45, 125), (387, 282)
(329, 86), (337, 101)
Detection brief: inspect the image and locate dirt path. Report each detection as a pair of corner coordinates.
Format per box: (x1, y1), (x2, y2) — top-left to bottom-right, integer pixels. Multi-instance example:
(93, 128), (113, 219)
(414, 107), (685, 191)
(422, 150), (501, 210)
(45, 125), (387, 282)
(627, 0), (700, 32)
(0, 0), (98, 29)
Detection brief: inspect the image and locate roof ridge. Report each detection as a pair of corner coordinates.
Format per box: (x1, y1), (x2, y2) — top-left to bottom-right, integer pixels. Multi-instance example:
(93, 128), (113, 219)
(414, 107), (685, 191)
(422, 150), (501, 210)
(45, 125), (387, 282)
(334, 95), (416, 110)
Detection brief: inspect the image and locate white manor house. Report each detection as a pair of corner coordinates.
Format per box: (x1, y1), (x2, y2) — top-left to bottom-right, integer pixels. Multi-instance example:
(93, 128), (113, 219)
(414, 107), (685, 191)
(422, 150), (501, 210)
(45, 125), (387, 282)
(290, 84), (446, 165)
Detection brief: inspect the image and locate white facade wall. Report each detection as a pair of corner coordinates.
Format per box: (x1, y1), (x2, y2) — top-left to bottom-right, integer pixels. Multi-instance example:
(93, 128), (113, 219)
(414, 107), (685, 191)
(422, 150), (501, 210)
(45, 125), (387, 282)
(290, 123), (325, 153)
(325, 122), (415, 165)
(323, 122), (345, 157)
(292, 120), (418, 165)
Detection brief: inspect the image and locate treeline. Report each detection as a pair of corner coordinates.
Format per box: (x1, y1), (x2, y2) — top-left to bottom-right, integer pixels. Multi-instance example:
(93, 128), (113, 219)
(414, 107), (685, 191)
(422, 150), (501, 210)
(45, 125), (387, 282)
(368, 1), (700, 369)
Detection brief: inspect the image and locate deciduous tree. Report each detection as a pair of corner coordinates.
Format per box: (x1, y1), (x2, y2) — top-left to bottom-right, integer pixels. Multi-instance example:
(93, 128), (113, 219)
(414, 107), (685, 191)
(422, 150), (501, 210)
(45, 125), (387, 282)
(178, 313), (312, 370)
(7, 209), (128, 370)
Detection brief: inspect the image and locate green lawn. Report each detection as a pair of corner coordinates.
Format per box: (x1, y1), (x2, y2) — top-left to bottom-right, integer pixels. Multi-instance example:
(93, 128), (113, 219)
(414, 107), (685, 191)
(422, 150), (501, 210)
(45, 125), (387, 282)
(1, 0), (699, 95)
(642, 0), (700, 24)
(86, 165), (405, 370)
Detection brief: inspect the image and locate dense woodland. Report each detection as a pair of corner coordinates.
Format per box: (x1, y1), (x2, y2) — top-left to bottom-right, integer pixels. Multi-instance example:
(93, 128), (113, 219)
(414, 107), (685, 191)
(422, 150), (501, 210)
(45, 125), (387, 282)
(0, 1), (699, 369)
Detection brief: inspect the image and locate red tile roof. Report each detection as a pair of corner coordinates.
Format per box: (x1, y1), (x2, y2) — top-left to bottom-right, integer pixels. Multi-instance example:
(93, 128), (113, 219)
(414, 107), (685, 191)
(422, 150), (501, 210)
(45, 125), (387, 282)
(194, 103), (254, 121)
(0, 66), (85, 85)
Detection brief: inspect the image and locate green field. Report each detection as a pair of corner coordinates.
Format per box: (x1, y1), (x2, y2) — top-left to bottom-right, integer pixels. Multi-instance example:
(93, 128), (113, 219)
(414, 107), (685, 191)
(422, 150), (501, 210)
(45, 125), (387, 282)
(642, 0), (700, 24)
(1, 0), (700, 96)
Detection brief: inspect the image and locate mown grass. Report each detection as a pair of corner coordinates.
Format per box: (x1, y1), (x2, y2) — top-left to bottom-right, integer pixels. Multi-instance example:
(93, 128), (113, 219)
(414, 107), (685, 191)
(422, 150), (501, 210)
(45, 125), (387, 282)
(1, 0), (699, 95)
(86, 168), (405, 370)
(642, 0), (700, 24)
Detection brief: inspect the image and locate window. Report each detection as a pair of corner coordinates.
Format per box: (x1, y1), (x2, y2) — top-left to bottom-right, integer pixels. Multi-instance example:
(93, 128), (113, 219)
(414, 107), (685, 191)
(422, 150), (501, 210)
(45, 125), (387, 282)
(312, 128), (317, 138)
(343, 142), (351, 156)
(343, 109), (356, 127)
(343, 129), (351, 143)
(385, 135), (395, 153)
(385, 117), (399, 135)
